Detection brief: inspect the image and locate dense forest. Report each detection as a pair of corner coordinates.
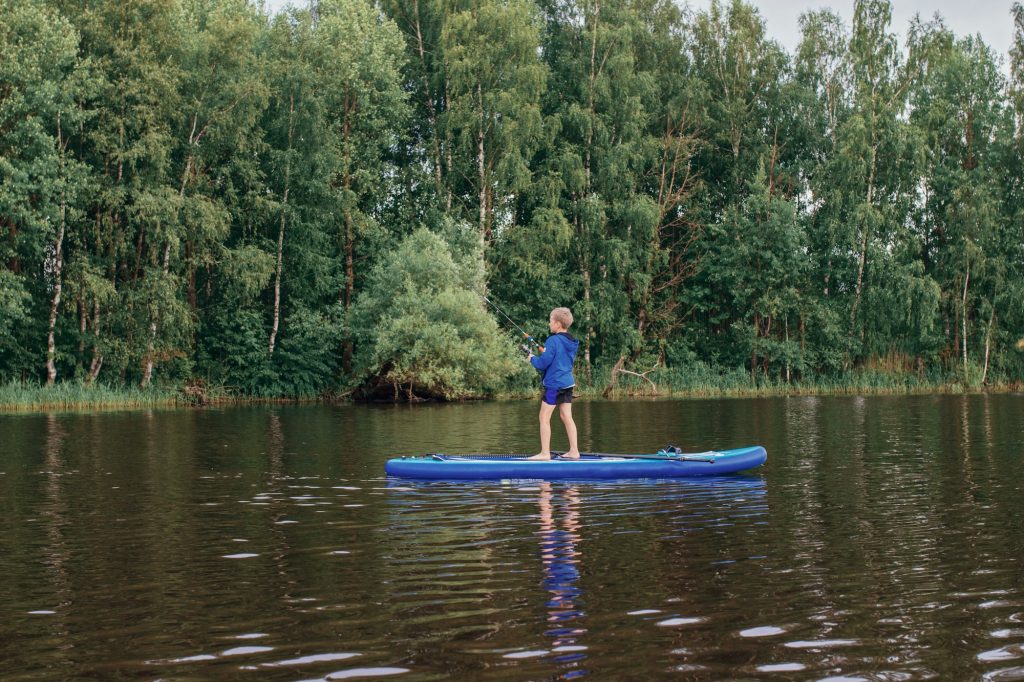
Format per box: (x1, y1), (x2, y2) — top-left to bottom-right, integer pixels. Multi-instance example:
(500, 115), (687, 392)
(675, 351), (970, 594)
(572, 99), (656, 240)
(3, 0), (1024, 401)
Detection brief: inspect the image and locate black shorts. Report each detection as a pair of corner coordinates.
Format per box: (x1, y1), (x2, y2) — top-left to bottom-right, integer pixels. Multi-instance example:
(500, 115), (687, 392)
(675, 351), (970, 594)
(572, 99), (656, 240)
(542, 386), (574, 406)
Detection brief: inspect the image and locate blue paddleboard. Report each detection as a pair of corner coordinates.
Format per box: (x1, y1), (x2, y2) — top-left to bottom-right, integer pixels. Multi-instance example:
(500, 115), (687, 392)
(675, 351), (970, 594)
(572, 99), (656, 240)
(384, 446), (766, 480)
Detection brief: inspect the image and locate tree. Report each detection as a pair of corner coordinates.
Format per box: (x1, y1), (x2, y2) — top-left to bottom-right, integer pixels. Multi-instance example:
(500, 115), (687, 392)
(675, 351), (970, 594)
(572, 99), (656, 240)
(689, 0), (789, 207)
(696, 165), (808, 380)
(0, 0), (93, 384)
(798, 0), (924, 365)
(443, 0), (547, 251)
(911, 27), (1005, 381)
(534, 0), (669, 375)
(139, 0), (267, 387)
(350, 226), (519, 400)
(312, 0), (409, 373)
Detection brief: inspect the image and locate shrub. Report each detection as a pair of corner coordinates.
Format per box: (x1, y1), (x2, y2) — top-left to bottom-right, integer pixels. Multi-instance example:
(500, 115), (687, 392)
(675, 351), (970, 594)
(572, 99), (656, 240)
(349, 226), (519, 400)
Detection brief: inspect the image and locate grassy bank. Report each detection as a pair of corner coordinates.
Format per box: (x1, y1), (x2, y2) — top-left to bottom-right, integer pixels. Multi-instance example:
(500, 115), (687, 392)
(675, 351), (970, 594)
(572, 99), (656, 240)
(0, 381), (312, 413)
(0, 382), (182, 412)
(500, 365), (1023, 400)
(582, 379), (1023, 400)
(578, 366), (1022, 399)
(3, 371), (1020, 414)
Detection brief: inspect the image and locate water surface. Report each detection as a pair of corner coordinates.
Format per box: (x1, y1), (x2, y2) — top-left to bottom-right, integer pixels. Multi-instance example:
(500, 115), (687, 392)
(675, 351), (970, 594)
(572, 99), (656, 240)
(2, 395), (1023, 679)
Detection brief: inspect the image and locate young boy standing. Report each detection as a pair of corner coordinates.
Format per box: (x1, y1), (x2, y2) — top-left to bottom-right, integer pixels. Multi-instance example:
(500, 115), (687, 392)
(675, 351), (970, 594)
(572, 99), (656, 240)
(528, 307), (580, 460)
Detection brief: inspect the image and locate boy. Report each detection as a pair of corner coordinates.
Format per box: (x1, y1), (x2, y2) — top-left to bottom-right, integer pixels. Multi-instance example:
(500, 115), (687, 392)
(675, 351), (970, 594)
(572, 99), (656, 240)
(527, 307), (580, 460)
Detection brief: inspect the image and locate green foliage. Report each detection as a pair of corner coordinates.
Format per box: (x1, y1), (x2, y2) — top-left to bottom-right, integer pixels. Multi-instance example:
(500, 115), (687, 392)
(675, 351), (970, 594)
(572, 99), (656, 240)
(443, 0), (547, 239)
(691, 172), (808, 378)
(2, 0), (1023, 405)
(0, 270), (31, 375)
(274, 305), (345, 396)
(350, 227), (519, 399)
(196, 305), (273, 394)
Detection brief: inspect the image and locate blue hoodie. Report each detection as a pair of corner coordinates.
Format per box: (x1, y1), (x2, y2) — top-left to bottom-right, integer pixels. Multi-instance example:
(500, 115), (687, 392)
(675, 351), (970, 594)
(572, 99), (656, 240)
(530, 332), (580, 389)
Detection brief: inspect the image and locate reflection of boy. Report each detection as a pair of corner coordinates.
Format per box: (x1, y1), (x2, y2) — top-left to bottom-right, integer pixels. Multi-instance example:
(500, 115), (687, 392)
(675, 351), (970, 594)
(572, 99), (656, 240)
(528, 307), (580, 460)
(538, 483), (586, 658)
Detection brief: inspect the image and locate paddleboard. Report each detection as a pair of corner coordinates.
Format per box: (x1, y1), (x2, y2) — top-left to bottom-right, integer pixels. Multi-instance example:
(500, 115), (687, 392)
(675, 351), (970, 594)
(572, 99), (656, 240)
(384, 445), (766, 480)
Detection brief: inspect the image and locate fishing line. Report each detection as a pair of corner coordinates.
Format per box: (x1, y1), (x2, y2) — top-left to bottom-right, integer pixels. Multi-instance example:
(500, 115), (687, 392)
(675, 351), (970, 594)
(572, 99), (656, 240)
(476, 291), (544, 354)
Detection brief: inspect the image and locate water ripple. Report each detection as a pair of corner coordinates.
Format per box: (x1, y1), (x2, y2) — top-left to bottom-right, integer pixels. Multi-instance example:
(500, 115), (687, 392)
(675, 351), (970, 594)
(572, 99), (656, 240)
(5, 398), (1024, 680)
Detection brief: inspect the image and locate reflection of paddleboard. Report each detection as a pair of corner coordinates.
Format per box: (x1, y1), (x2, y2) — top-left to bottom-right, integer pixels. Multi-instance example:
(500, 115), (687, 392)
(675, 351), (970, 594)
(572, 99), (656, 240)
(384, 446), (766, 480)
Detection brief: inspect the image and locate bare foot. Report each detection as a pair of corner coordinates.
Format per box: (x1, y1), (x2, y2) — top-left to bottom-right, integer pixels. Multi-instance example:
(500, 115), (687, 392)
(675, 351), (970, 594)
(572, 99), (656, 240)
(560, 451), (581, 460)
(527, 453), (552, 460)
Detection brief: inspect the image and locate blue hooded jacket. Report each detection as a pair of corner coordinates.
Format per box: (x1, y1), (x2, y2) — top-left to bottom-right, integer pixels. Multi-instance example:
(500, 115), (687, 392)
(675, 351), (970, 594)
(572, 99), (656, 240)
(530, 332), (580, 389)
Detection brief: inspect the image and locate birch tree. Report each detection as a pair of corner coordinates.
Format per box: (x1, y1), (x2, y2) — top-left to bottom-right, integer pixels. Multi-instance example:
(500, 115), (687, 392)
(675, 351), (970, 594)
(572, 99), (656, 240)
(140, 0), (266, 387)
(443, 0), (546, 251)
(0, 0), (92, 384)
(311, 0), (408, 373)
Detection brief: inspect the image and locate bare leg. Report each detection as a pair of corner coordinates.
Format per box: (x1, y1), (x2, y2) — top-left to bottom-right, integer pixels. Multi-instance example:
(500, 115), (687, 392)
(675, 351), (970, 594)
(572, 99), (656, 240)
(529, 402), (557, 459)
(558, 403), (579, 458)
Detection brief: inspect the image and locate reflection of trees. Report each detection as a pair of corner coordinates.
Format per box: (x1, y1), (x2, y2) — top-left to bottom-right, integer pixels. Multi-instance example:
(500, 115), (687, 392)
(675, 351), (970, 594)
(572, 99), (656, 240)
(268, 411), (284, 480)
(264, 409), (303, 609)
(778, 395), (1014, 668)
(42, 413), (72, 654)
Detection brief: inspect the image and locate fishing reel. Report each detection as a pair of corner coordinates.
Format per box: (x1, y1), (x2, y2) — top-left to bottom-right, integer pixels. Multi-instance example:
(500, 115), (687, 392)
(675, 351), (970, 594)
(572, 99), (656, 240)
(523, 339), (546, 358)
(521, 333), (543, 355)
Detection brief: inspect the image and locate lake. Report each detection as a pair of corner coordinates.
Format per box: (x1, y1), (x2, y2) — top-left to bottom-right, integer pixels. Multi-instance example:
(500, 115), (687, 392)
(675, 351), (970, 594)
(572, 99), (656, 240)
(2, 395), (1023, 680)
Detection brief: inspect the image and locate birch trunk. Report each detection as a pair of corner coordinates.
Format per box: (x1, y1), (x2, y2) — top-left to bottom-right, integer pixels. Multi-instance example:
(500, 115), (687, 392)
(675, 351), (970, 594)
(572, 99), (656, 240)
(851, 142), (877, 333)
(579, 3), (601, 380)
(751, 314), (758, 383)
(582, 266), (592, 375)
(342, 203), (354, 374)
(268, 189), (287, 355)
(962, 255), (970, 374)
(45, 112), (67, 386)
(586, 1), (599, 185)
(444, 76), (453, 211)
(186, 241), (197, 311)
(78, 295), (87, 355)
(981, 307), (994, 385)
(340, 90), (357, 373)
(477, 83), (488, 246)
(45, 221), (65, 386)
(785, 315), (790, 384)
(269, 94), (294, 355)
(88, 299), (102, 383)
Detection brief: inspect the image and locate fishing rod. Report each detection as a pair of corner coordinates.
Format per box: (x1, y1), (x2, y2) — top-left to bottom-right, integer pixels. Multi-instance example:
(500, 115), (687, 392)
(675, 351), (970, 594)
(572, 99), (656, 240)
(477, 292), (544, 354)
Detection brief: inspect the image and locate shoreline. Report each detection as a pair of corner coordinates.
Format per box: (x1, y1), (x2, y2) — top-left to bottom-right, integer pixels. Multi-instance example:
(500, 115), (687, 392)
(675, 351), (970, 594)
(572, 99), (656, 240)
(1, 380), (1020, 414)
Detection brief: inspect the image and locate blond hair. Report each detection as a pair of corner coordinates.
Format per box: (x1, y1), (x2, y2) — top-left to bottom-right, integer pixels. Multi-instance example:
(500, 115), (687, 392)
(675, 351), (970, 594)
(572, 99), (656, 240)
(550, 307), (573, 329)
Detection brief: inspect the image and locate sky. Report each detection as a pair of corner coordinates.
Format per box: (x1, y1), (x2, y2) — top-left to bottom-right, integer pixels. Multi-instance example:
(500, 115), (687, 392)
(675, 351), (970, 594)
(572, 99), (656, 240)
(686, 0), (1016, 57)
(260, 1), (1016, 60)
